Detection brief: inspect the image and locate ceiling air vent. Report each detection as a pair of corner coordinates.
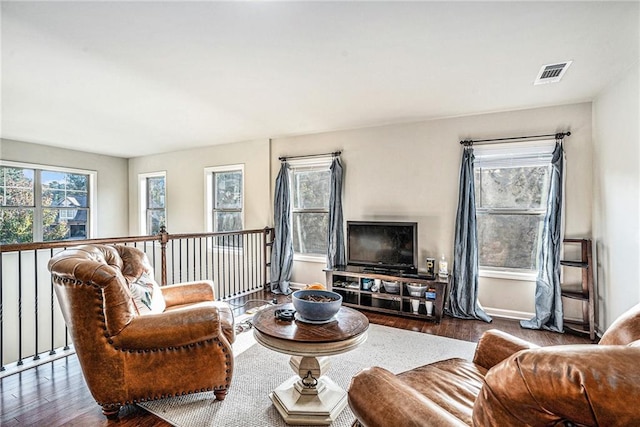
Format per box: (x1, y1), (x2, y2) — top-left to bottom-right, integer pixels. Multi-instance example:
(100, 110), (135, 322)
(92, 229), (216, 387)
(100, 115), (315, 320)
(534, 61), (572, 85)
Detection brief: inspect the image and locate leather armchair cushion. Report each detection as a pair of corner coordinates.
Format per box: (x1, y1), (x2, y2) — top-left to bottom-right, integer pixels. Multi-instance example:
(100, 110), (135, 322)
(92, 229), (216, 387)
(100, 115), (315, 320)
(160, 281), (235, 344)
(349, 358), (486, 426)
(110, 304), (225, 350)
(165, 300), (236, 345)
(396, 359), (486, 425)
(349, 366), (469, 427)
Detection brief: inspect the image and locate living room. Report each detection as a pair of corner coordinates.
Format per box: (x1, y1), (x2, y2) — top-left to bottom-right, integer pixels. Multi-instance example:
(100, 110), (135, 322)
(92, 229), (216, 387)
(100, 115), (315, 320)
(1, 1), (639, 426)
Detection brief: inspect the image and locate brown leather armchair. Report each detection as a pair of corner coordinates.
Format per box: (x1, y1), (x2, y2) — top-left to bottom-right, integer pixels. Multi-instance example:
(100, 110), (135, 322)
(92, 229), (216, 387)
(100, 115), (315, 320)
(48, 244), (235, 419)
(348, 303), (640, 426)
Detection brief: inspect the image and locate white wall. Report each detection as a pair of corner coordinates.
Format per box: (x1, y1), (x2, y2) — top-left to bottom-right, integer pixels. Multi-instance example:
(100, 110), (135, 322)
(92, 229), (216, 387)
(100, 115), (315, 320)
(271, 102), (593, 318)
(127, 138), (271, 235)
(3, 102), (597, 320)
(593, 62), (640, 329)
(0, 138), (129, 237)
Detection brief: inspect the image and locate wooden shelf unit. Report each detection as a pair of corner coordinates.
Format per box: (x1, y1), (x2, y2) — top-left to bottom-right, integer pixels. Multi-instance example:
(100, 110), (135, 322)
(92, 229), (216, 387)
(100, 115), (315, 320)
(325, 266), (448, 323)
(560, 238), (596, 341)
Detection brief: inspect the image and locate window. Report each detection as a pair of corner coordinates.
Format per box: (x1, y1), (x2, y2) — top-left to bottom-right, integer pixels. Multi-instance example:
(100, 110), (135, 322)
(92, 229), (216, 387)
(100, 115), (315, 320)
(139, 172), (166, 235)
(205, 165), (244, 245)
(473, 140), (556, 276)
(289, 158), (331, 258)
(0, 162), (94, 244)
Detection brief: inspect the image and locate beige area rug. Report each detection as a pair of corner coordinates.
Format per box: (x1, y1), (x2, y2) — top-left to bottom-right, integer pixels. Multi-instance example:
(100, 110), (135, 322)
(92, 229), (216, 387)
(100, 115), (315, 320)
(138, 322), (477, 427)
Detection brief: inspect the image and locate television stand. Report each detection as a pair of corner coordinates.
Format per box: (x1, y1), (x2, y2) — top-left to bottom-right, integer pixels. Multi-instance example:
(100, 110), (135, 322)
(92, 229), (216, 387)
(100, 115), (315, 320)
(325, 266), (448, 323)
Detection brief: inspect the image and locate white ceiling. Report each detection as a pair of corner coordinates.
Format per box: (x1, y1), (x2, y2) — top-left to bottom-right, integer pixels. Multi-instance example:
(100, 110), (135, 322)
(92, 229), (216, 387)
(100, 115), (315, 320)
(1, 1), (638, 158)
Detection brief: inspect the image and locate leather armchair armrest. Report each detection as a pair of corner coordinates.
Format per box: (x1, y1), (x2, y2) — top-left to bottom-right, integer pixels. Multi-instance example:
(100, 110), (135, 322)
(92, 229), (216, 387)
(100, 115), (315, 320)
(111, 305), (223, 350)
(474, 345), (640, 426)
(348, 367), (468, 427)
(161, 280), (216, 307)
(472, 329), (538, 370)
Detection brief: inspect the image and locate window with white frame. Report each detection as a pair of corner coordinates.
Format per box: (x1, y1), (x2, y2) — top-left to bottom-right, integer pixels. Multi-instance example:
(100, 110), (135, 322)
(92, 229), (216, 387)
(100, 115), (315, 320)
(205, 165), (244, 245)
(139, 172), (166, 235)
(289, 157), (331, 258)
(0, 162), (95, 244)
(473, 140), (557, 276)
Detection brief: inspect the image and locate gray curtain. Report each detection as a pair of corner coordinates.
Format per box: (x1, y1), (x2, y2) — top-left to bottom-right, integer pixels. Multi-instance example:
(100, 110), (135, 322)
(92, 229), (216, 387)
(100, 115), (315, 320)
(327, 157), (346, 269)
(446, 147), (492, 322)
(270, 162), (293, 295)
(521, 142), (564, 332)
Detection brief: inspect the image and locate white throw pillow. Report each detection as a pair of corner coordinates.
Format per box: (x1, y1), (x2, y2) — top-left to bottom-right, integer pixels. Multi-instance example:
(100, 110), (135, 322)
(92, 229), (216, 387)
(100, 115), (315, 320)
(129, 272), (166, 314)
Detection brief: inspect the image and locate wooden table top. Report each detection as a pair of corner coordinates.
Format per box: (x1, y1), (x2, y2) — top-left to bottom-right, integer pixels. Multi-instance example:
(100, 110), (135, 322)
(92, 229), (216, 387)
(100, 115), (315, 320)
(252, 304), (369, 357)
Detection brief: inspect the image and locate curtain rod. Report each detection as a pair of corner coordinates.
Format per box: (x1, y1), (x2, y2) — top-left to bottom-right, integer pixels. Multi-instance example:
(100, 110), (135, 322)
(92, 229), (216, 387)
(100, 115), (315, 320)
(460, 131), (571, 146)
(279, 151), (341, 161)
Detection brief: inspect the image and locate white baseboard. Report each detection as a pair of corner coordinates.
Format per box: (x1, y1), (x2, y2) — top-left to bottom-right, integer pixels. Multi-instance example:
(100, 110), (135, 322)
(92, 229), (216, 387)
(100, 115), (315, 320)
(484, 307), (534, 321)
(484, 308), (587, 324)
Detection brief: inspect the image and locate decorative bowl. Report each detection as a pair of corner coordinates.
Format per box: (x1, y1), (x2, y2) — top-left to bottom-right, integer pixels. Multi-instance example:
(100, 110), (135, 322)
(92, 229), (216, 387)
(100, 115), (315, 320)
(406, 283), (427, 297)
(292, 289), (343, 322)
(382, 280), (400, 294)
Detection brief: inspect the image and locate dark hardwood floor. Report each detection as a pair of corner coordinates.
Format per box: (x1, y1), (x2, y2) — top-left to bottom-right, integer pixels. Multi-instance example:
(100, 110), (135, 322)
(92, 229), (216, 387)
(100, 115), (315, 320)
(1, 290), (591, 426)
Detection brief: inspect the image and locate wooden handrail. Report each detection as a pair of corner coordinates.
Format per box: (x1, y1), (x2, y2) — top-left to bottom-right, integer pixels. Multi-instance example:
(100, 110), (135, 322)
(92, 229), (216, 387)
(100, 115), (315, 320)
(0, 227), (274, 253)
(0, 235), (158, 253)
(0, 227), (275, 286)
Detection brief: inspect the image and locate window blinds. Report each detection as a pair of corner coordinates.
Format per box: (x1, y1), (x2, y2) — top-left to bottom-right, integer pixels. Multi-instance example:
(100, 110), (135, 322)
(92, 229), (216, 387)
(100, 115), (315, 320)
(473, 139), (556, 168)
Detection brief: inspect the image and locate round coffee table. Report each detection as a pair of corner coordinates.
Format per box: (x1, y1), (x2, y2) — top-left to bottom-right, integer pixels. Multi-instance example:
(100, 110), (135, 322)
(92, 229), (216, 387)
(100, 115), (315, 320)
(252, 304), (369, 425)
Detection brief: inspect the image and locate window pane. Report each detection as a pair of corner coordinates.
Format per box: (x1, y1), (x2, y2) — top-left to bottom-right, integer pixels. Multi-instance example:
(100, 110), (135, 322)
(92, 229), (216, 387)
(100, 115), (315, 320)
(0, 208), (34, 244)
(215, 211), (242, 232)
(147, 210), (165, 235)
(44, 207), (89, 241)
(42, 171), (89, 207)
(292, 169), (330, 209)
(477, 213), (543, 270)
(3, 188), (34, 207)
(292, 212), (328, 255)
(476, 166), (550, 209)
(147, 177), (165, 209)
(42, 208), (88, 240)
(1, 167), (34, 187)
(41, 172), (87, 191)
(214, 212), (243, 247)
(0, 167), (34, 206)
(215, 172), (242, 209)
(42, 208), (69, 241)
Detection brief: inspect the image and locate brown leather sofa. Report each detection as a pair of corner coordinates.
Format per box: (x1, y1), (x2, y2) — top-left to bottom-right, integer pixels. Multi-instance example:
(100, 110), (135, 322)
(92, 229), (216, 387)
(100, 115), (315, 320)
(48, 244), (235, 419)
(348, 303), (640, 426)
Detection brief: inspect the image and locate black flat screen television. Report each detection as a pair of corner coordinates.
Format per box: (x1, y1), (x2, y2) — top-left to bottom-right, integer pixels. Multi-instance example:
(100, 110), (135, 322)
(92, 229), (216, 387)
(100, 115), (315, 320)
(347, 221), (418, 273)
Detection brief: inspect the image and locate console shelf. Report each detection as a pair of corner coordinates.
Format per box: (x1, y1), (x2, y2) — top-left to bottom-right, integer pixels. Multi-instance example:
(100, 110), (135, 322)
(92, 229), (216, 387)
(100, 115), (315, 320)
(560, 238), (596, 341)
(325, 266), (448, 323)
